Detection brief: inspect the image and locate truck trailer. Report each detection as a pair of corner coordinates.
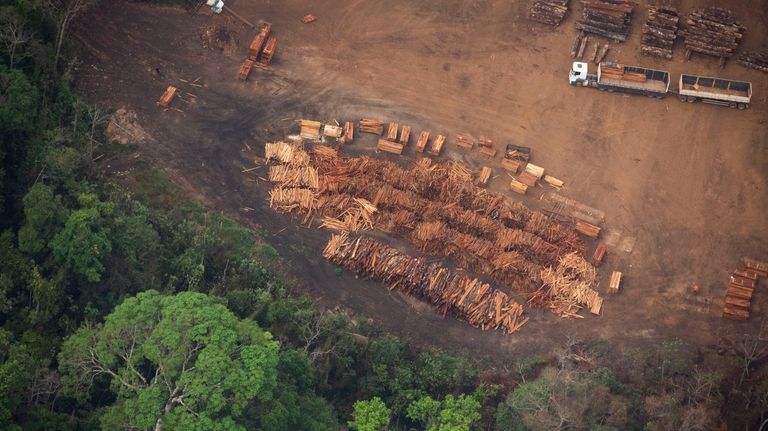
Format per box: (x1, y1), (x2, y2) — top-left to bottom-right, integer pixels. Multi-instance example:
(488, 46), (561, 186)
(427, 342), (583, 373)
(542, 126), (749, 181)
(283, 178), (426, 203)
(568, 61), (671, 98)
(678, 74), (752, 109)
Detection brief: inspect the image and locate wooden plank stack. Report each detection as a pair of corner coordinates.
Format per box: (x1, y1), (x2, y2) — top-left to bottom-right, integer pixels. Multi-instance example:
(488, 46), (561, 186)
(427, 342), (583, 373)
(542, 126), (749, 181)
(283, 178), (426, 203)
(529, 0), (569, 26)
(455, 133), (475, 150)
(386, 122), (398, 141)
(608, 271), (622, 293)
(416, 131), (430, 153)
(248, 23), (271, 59)
(641, 6), (679, 59)
(158, 86), (177, 108)
(680, 7), (746, 65)
(476, 167), (492, 187)
(300, 119), (321, 140)
(238, 59), (255, 81)
(377, 139), (404, 155)
(576, 0), (635, 42)
(591, 242), (607, 266)
(359, 119), (384, 135)
(575, 221), (601, 238)
(323, 234), (529, 334)
(342, 121), (354, 144)
(258, 36), (277, 66)
(399, 126), (411, 145)
(738, 50), (768, 73)
(479, 146), (497, 158)
(428, 135), (445, 156)
(722, 258), (766, 321)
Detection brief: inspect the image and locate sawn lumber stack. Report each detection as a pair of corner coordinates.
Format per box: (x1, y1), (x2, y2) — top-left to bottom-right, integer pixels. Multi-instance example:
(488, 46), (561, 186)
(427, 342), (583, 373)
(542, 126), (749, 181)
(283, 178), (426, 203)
(324, 234), (528, 334)
(529, 0), (569, 26)
(576, 0), (635, 42)
(640, 6), (679, 59)
(680, 7), (745, 64)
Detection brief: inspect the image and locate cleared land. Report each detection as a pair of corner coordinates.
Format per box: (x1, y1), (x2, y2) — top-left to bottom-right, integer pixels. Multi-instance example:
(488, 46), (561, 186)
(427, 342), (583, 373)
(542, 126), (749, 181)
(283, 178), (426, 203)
(73, 0), (768, 356)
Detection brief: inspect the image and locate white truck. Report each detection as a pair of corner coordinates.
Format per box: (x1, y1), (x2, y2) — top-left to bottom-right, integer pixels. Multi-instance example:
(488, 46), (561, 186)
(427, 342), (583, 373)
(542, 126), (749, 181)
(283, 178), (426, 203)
(568, 61), (671, 98)
(678, 74), (752, 109)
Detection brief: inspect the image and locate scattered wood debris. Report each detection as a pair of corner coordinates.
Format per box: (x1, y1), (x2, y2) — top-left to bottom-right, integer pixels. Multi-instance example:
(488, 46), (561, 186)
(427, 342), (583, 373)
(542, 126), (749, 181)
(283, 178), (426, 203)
(608, 271), (622, 293)
(428, 135), (445, 156)
(576, 0), (635, 42)
(416, 131), (430, 153)
(680, 7), (746, 66)
(359, 119), (384, 135)
(738, 50), (768, 73)
(640, 6), (679, 59)
(324, 234), (528, 334)
(158, 86), (177, 108)
(302, 14), (317, 24)
(529, 0), (569, 26)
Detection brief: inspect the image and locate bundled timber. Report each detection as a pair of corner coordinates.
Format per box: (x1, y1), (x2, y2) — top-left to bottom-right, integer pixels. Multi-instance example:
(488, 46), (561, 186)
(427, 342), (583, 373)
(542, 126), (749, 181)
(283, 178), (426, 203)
(238, 59), (255, 81)
(575, 221), (600, 238)
(158, 86), (177, 108)
(529, 0), (569, 26)
(477, 167), (492, 187)
(738, 50), (768, 73)
(257, 36), (277, 66)
(399, 126), (411, 145)
(722, 258), (765, 321)
(248, 22), (272, 59)
(742, 257), (768, 277)
(387, 122), (398, 141)
(543, 175), (564, 188)
(479, 146), (497, 158)
(608, 271), (621, 293)
(300, 119), (322, 140)
(680, 7), (745, 64)
(525, 163), (545, 179)
(429, 135), (445, 156)
(377, 139), (404, 155)
(323, 234), (528, 334)
(510, 180), (528, 195)
(359, 119), (384, 135)
(342, 121), (354, 144)
(591, 242), (606, 266)
(576, 0), (635, 42)
(416, 131), (430, 153)
(455, 133), (475, 150)
(478, 136), (493, 148)
(640, 6), (679, 59)
(502, 158), (522, 174)
(264, 141), (310, 166)
(518, 172), (538, 187)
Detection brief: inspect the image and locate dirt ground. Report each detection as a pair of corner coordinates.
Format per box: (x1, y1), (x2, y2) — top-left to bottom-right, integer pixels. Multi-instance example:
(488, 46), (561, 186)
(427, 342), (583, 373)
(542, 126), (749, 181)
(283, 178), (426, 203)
(72, 0), (768, 357)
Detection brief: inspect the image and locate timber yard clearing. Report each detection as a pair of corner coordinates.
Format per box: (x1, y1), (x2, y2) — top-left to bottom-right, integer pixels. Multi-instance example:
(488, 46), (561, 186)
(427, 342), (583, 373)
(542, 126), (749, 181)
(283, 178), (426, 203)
(74, 0), (768, 357)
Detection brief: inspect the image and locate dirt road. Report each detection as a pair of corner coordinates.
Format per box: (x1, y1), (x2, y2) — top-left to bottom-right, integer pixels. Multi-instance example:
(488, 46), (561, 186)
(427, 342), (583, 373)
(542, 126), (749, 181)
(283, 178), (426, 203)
(73, 0), (768, 357)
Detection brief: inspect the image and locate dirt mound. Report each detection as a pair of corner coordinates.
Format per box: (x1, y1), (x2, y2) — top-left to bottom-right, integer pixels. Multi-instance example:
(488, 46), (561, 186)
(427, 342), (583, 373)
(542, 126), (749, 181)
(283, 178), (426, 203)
(106, 108), (150, 145)
(198, 24), (238, 55)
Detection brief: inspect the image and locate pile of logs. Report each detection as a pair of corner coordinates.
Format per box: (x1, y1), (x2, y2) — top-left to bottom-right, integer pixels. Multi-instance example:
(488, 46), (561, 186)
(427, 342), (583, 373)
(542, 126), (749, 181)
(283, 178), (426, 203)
(641, 6), (679, 59)
(359, 119), (384, 135)
(529, 0), (569, 26)
(576, 0), (635, 42)
(722, 258), (767, 321)
(738, 50), (768, 73)
(323, 234), (528, 334)
(531, 252), (603, 317)
(680, 7), (746, 65)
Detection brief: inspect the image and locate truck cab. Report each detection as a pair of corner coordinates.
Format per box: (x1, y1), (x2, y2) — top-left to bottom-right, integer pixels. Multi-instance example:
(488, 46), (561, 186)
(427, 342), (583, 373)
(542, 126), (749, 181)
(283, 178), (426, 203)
(569, 62), (590, 86)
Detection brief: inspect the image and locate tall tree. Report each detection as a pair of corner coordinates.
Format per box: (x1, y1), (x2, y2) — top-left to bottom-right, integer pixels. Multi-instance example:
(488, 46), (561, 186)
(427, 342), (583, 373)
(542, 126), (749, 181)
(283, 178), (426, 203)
(58, 290), (279, 431)
(348, 397), (391, 431)
(407, 394), (481, 431)
(46, 0), (99, 70)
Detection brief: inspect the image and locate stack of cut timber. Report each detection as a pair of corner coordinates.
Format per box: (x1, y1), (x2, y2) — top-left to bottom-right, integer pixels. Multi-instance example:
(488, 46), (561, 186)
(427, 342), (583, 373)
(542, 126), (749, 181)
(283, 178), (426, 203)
(591, 242), (607, 266)
(479, 146), (497, 158)
(359, 119), (384, 135)
(640, 6), (679, 59)
(575, 220), (600, 238)
(455, 133), (475, 150)
(576, 0), (635, 42)
(342, 121), (354, 144)
(502, 159), (522, 173)
(248, 22), (272, 59)
(479, 136), (493, 148)
(158, 86), (177, 108)
(510, 180), (528, 195)
(680, 7), (745, 65)
(738, 50), (768, 73)
(529, 0), (569, 26)
(377, 139), (404, 155)
(399, 126), (411, 145)
(428, 135), (445, 156)
(386, 122), (398, 141)
(300, 119), (322, 140)
(258, 36), (277, 66)
(722, 258), (766, 321)
(239, 59), (255, 81)
(518, 172), (538, 187)
(416, 131), (430, 153)
(608, 271), (622, 293)
(323, 234), (528, 334)
(476, 167), (492, 187)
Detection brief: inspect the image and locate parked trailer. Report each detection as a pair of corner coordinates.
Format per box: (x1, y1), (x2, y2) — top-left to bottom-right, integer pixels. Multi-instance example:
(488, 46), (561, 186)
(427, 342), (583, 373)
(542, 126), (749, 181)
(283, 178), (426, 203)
(569, 62), (671, 98)
(678, 74), (752, 109)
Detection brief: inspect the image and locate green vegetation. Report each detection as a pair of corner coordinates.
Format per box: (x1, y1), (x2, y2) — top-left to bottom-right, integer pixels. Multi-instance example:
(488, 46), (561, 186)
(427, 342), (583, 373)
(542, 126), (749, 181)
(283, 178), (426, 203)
(1, 1), (767, 430)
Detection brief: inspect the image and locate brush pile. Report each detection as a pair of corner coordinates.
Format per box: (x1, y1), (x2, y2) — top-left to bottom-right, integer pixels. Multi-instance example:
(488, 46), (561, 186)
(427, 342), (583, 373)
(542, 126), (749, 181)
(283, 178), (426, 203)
(260, 141), (599, 322)
(324, 234), (528, 334)
(640, 6), (679, 59)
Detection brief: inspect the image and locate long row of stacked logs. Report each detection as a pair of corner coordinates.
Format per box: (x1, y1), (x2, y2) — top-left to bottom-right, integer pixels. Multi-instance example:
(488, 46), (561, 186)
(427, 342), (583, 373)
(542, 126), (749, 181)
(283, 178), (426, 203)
(640, 6), (679, 59)
(528, 0), (569, 26)
(576, 0), (634, 42)
(679, 7), (745, 65)
(324, 234), (529, 334)
(738, 50), (768, 73)
(262, 142), (603, 327)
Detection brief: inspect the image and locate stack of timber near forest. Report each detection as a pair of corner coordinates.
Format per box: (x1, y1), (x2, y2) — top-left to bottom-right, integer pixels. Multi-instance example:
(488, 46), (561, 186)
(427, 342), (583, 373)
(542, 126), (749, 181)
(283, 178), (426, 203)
(680, 7), (745, 65)
(640, 6), (679, 59)
(259, 142), (604, 330)
(529, 0), (569, 26)
(738, 50), (768, 73)
(576, 0), (635, 42)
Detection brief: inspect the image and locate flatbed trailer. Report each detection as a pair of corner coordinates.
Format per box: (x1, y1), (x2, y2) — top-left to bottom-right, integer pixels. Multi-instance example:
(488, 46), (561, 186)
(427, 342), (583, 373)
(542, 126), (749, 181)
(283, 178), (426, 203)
(569, 61), (671, 98)
(678, 74), (752, 109)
